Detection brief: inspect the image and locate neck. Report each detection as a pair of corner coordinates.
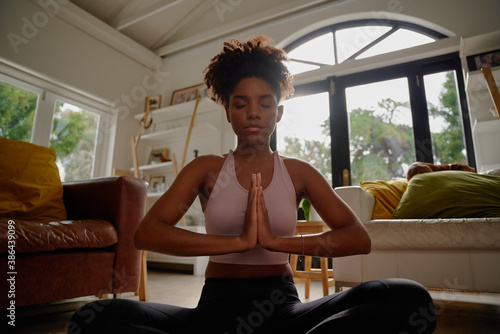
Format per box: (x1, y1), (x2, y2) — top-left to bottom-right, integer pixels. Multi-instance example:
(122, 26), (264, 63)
(234, 141), (273, 162)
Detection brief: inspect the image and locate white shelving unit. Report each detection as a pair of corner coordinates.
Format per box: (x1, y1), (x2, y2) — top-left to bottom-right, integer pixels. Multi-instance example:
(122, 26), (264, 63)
(460, 31), (500, 172)
(472, 118), (500, 172)
(133, 97), (234, 275)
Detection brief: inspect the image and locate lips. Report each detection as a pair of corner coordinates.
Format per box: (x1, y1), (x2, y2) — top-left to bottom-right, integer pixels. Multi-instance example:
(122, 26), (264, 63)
(244, 124), (262, 132)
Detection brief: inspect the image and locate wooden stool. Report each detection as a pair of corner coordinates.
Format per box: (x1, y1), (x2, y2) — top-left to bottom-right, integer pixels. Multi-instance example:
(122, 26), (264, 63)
(291, 221), (335, 298)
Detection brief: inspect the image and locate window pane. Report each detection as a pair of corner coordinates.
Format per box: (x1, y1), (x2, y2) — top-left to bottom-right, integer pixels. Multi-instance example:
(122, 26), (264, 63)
(336, 25), (392, 63)
(346, 78), (415, 184)
(288, 32), (335, 66)
(277, 92), (331, 181)
(49, 101), (99, 181)
(0, 81), (38, 142)
(357, 29), (435, 59)
(287, 60), (320, 75)
(424, 71), (468, 165)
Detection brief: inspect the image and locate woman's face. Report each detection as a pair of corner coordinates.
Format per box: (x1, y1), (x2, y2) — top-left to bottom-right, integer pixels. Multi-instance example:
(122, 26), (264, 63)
(225, 77), (283, 146)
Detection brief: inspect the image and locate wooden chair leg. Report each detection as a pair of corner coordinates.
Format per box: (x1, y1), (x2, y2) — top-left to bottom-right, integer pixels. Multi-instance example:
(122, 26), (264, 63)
(304, 256), (312, 299)
(137, 251), (148, 301)
(320, 257), (329, 296)
(290, 254), (298, 275)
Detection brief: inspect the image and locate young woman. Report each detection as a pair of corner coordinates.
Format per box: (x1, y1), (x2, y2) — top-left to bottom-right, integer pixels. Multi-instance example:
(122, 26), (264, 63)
(68, 36), (436, 334)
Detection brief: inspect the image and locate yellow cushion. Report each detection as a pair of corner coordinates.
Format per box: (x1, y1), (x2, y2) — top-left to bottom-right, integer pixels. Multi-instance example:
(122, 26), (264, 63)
(0, 138), (67, 222)
(360, 180), (408, 219)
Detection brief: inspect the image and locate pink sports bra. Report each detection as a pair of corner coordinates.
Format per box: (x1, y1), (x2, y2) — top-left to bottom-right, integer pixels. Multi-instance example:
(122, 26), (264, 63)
(204, 150), (297, 265)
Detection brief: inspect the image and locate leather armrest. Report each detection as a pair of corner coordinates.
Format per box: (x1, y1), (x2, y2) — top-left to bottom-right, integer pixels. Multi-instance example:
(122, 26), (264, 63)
(334, 186), (375, 224)
(63, 176), (148, 292)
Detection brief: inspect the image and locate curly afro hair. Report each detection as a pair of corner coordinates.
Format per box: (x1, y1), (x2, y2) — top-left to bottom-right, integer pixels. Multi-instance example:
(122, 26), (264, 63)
(203, 36), (294, 107)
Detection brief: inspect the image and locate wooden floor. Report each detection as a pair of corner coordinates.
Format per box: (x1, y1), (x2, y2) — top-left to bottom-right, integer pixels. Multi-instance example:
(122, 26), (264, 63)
(4, 267), (500, 333)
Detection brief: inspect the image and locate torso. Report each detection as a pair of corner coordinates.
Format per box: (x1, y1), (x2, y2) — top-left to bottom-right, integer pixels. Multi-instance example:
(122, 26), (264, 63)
(198, 150), (300, 278)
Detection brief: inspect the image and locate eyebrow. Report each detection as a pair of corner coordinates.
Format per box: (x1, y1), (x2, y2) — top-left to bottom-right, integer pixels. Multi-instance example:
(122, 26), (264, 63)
(233, 94), (275, 100)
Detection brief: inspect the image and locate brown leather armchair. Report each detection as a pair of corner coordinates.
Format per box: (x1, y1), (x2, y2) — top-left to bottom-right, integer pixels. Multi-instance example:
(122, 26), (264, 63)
(0, 176), (148, 309)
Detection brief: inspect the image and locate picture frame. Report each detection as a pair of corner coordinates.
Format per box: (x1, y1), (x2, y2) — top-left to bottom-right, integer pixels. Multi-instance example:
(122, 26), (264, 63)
(145, 95), (162, 112)
(467, 49), (500, 71)
(149, 175), (165, 189)
(170, 84), (205, 105)
(148, 148), (170, 165)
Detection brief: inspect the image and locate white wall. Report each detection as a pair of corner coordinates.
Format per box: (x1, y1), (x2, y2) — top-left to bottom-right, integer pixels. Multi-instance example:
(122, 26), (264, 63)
(160, 0), (500, 100)
(156, 0), (500, 172)
(2, 0), (500, 173)
(0, 0), (166, 173)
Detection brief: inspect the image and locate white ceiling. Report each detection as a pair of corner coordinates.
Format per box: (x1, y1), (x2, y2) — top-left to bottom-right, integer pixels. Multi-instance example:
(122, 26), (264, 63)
(69, 0), (337, 57)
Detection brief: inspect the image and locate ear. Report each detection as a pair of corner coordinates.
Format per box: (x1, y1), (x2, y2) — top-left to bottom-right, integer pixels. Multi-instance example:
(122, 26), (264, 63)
(276, 105), (284, 123)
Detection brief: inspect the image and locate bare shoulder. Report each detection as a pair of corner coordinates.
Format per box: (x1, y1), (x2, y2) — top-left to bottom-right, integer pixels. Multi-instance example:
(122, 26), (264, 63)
(182, 153), (227, 176)
(280, 155), (325, 194)
(280, 155), (318, 174)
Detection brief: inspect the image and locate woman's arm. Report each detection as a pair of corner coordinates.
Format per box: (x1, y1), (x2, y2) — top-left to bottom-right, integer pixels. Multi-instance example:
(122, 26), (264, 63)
(259, 159), (371, 258)
(134, 156), (257, 256)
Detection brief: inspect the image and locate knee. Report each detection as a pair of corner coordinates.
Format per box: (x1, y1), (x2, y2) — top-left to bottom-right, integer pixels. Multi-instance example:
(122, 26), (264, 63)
(383, 279), (436, 333)
(379, 279), (433, 306)
(66, 299), (126, 334)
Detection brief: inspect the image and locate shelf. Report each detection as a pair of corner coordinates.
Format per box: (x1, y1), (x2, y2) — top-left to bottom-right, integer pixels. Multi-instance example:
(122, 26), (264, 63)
(137, 161), (173, 171)
(134, 97), (222, 122)
(131, 161), (174, 175)
(473, 118), (500, 132)
(481, 164), (500, 172)
(140, 122), (217, 144)
(466, 67), (500, 92)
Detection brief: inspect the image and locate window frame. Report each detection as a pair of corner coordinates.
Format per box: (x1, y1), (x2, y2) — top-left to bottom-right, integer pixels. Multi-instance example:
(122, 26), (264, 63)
(285, 20), (447, 70)
(330, 52), (474, 187)
(279, 20), (473, 187)
(0, 71), (116, 179)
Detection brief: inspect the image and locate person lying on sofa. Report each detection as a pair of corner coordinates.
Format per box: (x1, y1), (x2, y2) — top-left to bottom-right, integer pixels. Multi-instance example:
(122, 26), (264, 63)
(407, 161), (475, 180)
(68, 36), (436, 334)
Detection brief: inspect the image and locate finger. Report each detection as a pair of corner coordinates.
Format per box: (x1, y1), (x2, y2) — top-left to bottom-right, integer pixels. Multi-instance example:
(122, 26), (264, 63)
(247, 173), (256, 204)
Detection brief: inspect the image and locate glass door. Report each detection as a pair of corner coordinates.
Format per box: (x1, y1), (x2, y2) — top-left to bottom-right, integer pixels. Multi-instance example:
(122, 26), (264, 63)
(330, 53), (473, 187)
(345, 77), (415, 184)
(277, 91), (332, 181)
(424, 71), (468, 165)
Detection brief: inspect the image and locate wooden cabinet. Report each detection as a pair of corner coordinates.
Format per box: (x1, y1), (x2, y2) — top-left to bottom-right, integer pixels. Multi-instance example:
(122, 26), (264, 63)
(133, 97), (235, 275)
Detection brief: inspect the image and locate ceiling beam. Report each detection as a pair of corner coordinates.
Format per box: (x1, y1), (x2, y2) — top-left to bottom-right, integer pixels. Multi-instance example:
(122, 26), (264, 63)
(30, 0), (163, 69)
(110, 0), (184, 31)
(153, 0), (331, 56)
(150, 0), (210, 51)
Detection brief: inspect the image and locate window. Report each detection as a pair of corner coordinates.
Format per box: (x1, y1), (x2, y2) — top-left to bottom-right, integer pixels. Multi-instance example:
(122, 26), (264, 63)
(331, 54), (473, 186)
(49, 101), (100, 181)
(277, 92), (332, 181)
(345, 77), (415, 184)
(280, 20), (473, 187)
(286, 20), (444, 75)
(424, 71), (468, 165)
(0, 73), (114, 181)
(0, 81), (38, 142)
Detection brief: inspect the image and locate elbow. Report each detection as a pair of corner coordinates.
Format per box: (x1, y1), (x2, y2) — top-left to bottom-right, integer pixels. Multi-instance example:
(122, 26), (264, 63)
(359, 229), (371, 254)
(361, 235), (371, 254)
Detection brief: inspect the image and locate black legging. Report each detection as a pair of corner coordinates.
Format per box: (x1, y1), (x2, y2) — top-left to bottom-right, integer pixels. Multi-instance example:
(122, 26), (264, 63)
(67, 277), (436, 334)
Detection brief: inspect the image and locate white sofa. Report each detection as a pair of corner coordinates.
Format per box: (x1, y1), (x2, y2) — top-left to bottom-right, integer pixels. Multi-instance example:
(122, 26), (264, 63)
(333, 186), (500, 293)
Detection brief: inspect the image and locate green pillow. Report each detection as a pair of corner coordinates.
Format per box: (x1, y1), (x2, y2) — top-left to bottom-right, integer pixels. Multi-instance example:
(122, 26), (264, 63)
(392, 171), (500, 219)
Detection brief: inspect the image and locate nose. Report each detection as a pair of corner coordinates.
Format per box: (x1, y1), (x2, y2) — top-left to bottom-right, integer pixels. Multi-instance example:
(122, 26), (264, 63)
(247, 102), (261, 119)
